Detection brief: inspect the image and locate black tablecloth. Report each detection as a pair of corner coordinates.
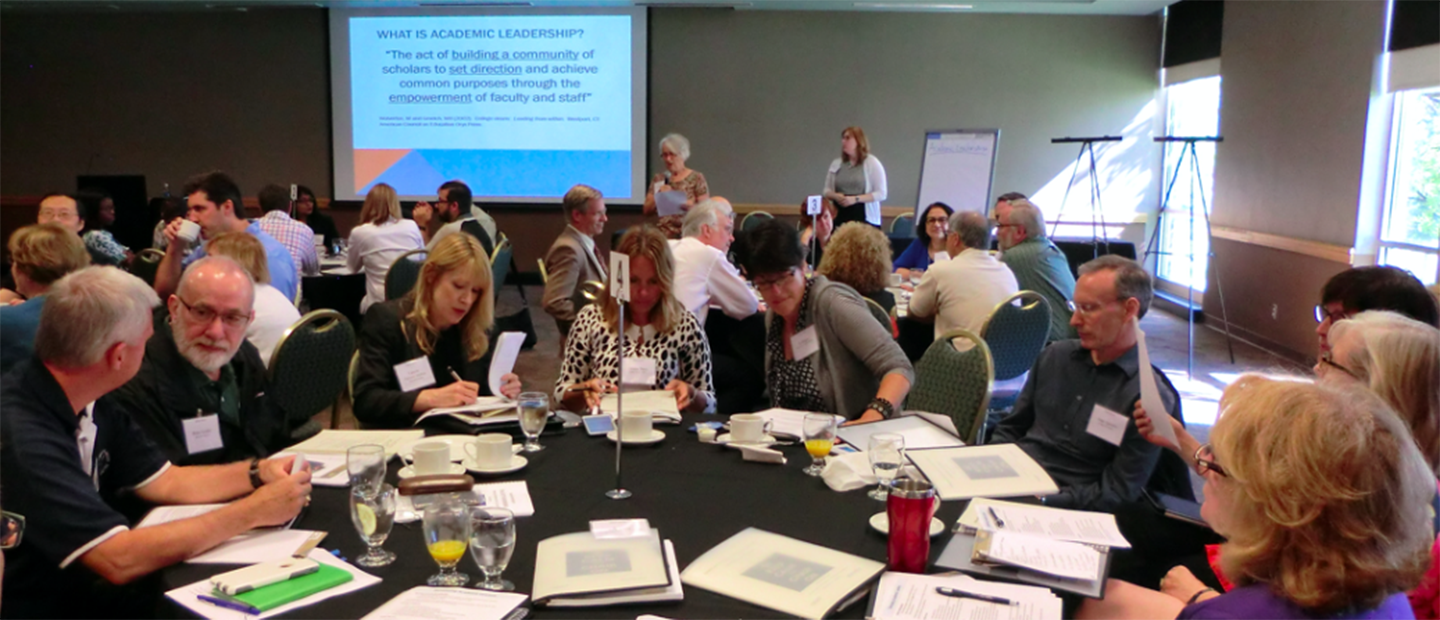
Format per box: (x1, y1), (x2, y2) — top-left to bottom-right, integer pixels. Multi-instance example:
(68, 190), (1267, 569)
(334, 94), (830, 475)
(161, 414), (968, 619)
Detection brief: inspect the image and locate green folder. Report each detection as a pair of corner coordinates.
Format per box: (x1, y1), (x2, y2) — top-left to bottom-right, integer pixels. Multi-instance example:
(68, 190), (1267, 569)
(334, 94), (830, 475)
(231, 563), (354, 611)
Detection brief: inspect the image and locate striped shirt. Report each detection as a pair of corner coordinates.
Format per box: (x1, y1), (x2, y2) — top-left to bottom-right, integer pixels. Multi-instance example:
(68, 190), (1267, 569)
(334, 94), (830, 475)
(256, 211), (320, 277)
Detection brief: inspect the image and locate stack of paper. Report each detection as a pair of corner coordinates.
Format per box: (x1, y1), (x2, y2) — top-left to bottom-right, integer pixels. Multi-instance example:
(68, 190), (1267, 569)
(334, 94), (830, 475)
(869, 572), (1062, 620)
(904, 444), (1058, 500)
(284, 430), (424, 458)
(601, 390), (681, 423)
(835, 414), (965, 451)
(415, 397), (520, 427)
(532, 530), (676, 606)
(166, 549), (380, 619)
(935, 499), (1128, 598)
(397, 480), (535, 523)
(750, 408), (846, 440)
(954, 498), (1132, 548)
(363, 587), (529, 620)
(681, 527), (884, 618)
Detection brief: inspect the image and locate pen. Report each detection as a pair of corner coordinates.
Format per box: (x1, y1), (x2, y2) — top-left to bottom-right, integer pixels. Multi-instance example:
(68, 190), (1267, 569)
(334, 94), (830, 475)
(935, 586), (1017, 606)
(448, 366), (464, 384)
(197, 593), (262, 615)
(986, 507), (1006, 528)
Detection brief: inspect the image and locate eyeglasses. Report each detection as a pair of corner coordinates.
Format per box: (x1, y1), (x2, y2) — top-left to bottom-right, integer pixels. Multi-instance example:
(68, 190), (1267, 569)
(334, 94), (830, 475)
(924, 217), (949, 225)
(2, 511), (25, 549)
(751, 268), (798, 291)
(176, 296), (252, 329)
(1314, 304), (1349, 325)
(1194, 443), (1227, 478)
(1318, 350), (1360, 379)
(1067, 299), (1118, 317)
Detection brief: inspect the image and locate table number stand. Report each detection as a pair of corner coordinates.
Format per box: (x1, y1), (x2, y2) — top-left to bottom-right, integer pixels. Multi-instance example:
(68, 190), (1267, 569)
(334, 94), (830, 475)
(606, 252), (632, 500)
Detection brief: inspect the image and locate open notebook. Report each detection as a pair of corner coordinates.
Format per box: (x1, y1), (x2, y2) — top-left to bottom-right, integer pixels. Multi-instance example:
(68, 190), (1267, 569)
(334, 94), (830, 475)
(531, 530), (674, 606)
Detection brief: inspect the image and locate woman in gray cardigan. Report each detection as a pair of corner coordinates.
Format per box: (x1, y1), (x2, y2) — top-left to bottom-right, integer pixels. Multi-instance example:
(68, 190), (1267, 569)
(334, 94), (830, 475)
(739, 219), (913, 421)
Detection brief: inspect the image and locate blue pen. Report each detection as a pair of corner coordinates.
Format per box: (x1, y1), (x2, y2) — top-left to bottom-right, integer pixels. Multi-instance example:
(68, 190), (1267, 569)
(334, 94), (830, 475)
(197, 593), (261, 615)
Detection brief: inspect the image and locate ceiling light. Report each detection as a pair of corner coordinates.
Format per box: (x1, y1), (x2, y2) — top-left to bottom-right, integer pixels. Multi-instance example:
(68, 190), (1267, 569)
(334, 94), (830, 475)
(854, 2), (974, 9)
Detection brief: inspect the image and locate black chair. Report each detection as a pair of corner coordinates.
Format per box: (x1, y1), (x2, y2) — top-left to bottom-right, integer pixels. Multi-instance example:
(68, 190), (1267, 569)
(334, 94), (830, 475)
(384, 249), (427, 301)
(268, 310), (356, 440)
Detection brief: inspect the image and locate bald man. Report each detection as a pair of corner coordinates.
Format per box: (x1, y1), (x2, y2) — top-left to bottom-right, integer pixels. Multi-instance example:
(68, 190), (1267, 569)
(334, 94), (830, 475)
(113, 257), (291, 466)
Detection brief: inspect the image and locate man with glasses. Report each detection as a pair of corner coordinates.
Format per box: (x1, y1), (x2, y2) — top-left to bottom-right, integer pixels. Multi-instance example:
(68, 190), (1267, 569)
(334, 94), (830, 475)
(996, 199), (1077, 342)
(1314, 265), (1438, 354)
(1, 267), (309, 618)
(990, 255), (1188, 513)
(417, 180), (496, 256)
(113, 257), (291, 466)
(155, 171), (298, 302)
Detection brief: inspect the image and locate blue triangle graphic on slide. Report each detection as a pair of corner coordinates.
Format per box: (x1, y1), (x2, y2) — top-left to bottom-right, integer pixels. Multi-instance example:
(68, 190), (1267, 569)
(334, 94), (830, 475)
(364, 150), (448, 196)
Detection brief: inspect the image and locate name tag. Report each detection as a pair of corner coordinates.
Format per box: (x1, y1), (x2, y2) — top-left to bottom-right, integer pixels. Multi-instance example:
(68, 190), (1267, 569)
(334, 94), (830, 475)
(790, 326), (820, 360)
(182, 414), (224, 455)
(1086, 403), (1129, 446)
(394, 357), (437, 393)
(621, 358), (658, 386)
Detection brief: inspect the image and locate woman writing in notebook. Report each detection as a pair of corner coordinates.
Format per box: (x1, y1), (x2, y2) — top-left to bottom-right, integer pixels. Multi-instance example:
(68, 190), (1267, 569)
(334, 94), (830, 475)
(353, 234), (522, 428)
(554, 226), (713, 414)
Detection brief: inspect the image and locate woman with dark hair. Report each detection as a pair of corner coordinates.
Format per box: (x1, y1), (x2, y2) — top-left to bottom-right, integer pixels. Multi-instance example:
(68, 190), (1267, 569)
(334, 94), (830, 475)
(740, 219), (912, 422)
(79, 190), (131, 267)
(823, 126), (888, 229)
(554, 226), (713, 413)
(893, 202), (953, 279)
(293, 185), (339, 249)
(352, 234), (522, 428)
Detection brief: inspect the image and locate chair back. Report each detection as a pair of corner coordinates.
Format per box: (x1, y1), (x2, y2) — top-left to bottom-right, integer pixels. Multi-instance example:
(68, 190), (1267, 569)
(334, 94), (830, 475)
(267, 310), (356, 440)
(908, 328), (993, 444)
(128, 248), (166, 285)
(537, 258), (550, 284)
(741, 211), (774, 232)
(979, 291), (1052, 382)
(347, 350), (361, 404)
(863, 297), (894, 336)
(490, 240), (513, 289)
(888, 213), (916, 238)
(384, 249), (427, 301)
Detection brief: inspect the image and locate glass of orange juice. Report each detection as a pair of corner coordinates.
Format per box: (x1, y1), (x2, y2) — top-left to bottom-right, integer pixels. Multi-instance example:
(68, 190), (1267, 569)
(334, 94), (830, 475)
(423, 498), (471, 586)
(802, 413), (838, 476)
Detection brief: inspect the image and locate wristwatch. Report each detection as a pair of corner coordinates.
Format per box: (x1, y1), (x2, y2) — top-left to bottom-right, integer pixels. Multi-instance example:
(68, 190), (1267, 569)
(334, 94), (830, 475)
(248, 458), (264, 489)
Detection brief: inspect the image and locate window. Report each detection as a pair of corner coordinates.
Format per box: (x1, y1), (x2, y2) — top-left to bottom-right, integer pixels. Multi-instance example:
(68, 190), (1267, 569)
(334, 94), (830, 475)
(1378, 87), (1440, 285)
(1156, 75), (1221, 291)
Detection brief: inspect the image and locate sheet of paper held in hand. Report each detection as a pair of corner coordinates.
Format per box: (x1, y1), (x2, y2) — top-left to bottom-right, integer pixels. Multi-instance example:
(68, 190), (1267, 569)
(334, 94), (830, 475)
(870, 572), (1062, 620)
(600, 390), (680, 422)
(956, 498), (1131, 548)
(904, 444), (1059, 500)
(167, 549), (379, 620)
(655, 190), (688, 217)
(285, 430), (424, 457)
(680, 527), (885, 619)
(1134, 324), (1179, 446)
(973, 530), (1103, 582)
(361, 586), (529, 620)
(487, 331), (526, 397)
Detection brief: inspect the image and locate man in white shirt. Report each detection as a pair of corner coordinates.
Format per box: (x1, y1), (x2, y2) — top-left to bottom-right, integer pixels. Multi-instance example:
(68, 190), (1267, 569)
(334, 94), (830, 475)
(418, 181), (497, 256)
(908, 211), (1019, 339)
(668, 199), (758, 326)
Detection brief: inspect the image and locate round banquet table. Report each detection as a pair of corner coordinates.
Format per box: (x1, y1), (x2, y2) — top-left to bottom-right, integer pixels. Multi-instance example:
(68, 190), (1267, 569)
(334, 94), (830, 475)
(160, 413), (973, 619)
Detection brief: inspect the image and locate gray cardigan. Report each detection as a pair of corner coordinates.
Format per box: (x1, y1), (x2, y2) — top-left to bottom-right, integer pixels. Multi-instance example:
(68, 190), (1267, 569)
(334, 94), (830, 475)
(763, 276), (915, 418)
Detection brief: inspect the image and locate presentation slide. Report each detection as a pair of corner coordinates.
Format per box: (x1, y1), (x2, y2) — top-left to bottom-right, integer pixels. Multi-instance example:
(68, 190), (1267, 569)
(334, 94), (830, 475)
(330, 8), (647, 203)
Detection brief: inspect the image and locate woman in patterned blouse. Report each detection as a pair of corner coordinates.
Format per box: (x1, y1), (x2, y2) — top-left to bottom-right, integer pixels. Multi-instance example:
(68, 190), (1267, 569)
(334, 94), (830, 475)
(554, 226), (714, 413)
(642, 133), (710, 239)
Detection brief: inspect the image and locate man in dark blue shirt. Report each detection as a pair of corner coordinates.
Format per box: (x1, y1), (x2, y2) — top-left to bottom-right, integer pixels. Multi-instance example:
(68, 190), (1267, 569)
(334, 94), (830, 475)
(991, 256), (1185, 513)
(1, 266), (311, 618)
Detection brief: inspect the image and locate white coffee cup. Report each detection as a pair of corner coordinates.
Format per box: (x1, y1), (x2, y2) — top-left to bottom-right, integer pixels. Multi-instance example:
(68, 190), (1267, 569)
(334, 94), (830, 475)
(410, 441), (450, 475)
(176, 220), (201, 245)
(619, 411), (653, 441)
(889, 272), (903, 287)
(730, 413), (772, 443)
(466, 433), (514, 470)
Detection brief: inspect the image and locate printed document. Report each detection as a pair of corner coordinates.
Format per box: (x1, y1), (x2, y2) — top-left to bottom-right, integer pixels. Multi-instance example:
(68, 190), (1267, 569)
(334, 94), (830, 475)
(363, 586), (528, 620)
(957, 499), (1131, 548)
(974, 530), (1102, 582)
(870, 572), (1061, 620)
(285, 430), (424, 457)
(905, 444), (1058, 500)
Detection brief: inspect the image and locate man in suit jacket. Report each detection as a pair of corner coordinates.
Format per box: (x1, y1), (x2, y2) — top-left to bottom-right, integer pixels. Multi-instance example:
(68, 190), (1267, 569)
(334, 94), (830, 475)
(543, 184), (608, 338)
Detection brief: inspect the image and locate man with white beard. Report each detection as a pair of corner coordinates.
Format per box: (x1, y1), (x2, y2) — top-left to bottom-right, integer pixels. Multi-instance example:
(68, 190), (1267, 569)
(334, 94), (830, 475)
(114, 257), (291, 466)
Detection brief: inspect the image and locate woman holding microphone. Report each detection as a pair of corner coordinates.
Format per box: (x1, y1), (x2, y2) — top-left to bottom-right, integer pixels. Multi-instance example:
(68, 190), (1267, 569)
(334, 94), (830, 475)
(824, 126), (888, 229)
(643, 133), (710, 239)
(352, 234), (522, 428)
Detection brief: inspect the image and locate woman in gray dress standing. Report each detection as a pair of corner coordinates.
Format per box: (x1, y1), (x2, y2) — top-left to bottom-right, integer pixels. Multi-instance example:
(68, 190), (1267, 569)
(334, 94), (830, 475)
(823, 126), (888, 229)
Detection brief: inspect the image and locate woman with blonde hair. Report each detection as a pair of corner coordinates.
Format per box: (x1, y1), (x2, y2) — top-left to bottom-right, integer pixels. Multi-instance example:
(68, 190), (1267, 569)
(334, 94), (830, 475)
(818, 222), (897, 314)
(347, 182), (424, 314)
(0, 223), (91, 373)
(354, 233), (521, 428)
(1083, 376), (1433, 619)
(823, 126), (888, 228)
(555, 226), (713, 413)
(203, 232), (301, 367)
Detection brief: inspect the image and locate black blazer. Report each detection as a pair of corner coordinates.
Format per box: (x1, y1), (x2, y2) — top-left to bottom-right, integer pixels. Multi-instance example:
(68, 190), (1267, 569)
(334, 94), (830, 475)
(353, 299), (497, 428)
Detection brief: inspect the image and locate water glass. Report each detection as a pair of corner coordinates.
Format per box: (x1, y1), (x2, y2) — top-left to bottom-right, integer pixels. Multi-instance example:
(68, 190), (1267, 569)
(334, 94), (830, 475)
(347, 444), (386, 498)
(517, 392), (549, 453)
(867, 433), (906, 500)
(349, 483), (397, 567)
(469, 507), (516, 591)
(802, 413), (839, 477)
(422, 498), (471, 586)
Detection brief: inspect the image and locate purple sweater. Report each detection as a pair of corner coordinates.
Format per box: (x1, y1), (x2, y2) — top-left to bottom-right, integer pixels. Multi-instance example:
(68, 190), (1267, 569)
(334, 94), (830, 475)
(1180, 585), (1415, 620)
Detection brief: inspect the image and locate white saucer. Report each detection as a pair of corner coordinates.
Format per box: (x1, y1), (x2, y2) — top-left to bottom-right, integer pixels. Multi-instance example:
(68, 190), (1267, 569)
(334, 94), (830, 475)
(400, 435), (523, 462)
(396, 463), (467, 479)
(715, 433), (779, 447)
(464, 455), (528, 475)
(606, 429), (666, 445)
(868, 512), (946, 537)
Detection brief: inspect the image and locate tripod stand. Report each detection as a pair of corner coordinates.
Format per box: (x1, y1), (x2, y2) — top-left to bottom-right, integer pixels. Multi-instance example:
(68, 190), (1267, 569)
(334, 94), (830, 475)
(1050, 136), (1122, 258)
(1141, 136), (1235, 377)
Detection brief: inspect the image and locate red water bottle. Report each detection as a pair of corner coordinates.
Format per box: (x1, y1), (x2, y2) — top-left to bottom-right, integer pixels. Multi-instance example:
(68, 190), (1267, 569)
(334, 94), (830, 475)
(886, 478), (937, 573)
